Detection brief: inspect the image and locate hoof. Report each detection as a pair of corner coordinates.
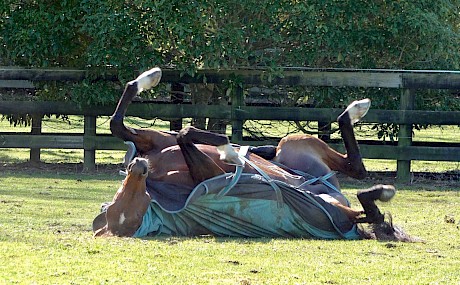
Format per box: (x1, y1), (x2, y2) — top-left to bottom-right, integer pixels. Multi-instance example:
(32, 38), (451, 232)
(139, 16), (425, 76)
(131, 67), (162, 93)
(357, 184), (396, 203)
(378, 185), (396, 202)
(341, 98), (371, 124)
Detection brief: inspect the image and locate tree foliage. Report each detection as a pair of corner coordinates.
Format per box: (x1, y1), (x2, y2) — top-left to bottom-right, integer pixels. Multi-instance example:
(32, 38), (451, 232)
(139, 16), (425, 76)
(1, 1), (460, 129)
(3, 1), (459, 70)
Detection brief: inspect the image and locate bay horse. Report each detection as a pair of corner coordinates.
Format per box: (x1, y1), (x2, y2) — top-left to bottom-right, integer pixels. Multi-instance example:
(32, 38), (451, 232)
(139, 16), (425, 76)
(93, 67), (414, 241)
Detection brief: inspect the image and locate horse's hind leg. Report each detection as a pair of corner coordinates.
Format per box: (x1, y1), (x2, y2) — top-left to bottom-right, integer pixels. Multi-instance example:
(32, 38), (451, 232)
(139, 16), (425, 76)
(276, 99), (369, 180)
(176, 126), (227, 183)
(335, 99), (370, 179)
(356, 184), (396, 224)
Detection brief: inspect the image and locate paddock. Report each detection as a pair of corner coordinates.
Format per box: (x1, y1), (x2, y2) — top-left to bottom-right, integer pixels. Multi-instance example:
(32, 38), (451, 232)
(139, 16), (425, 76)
(0, 166), (459, 284)
(1, 68), (459, 283)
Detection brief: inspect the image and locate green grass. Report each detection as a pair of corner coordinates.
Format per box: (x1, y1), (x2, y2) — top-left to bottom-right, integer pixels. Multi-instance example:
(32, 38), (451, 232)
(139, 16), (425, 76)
(0, 171), (459, 284)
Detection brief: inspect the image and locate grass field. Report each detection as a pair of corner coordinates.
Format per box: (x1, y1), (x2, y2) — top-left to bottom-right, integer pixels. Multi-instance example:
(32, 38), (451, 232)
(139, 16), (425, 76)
(0, 170), (459, 284)
(1, 117), (460, 284)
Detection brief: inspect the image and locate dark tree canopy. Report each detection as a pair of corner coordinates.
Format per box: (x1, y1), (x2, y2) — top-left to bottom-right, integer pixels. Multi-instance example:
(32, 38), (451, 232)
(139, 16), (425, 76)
(2, 1), (459, 70)
(1, 0), (459, 121)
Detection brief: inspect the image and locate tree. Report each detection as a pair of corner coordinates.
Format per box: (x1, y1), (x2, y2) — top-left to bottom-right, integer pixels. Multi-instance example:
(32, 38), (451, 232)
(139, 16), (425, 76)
(1, 1), (459, 135)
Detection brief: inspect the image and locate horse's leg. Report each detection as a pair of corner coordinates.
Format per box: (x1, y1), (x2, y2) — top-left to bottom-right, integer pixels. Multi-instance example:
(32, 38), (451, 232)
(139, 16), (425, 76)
(316, 184), (395, 224)
(177, 126), (242, 165)
(335, 98), (371, 179)
(356, 184), (396, 224)
(176, 126), (227, 184)
(110, 68), (177, 153)
(319, 194), (364, 222)
(274, 99), (370, 180)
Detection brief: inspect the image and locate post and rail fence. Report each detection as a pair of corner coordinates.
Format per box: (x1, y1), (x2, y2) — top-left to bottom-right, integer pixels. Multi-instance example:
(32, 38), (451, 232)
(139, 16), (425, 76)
(1, 67), (460, 183)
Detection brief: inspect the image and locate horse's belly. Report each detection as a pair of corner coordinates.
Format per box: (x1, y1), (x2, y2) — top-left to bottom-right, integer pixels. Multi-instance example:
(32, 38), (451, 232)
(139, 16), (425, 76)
(276, 151), (331, 178)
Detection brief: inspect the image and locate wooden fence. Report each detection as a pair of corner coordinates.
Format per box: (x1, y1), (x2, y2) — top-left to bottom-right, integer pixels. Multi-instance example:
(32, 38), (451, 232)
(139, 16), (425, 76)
(1, 67), (460, 183)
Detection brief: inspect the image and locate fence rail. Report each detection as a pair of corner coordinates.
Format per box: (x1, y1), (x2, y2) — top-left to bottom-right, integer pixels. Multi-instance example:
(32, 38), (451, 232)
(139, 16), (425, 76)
(1, 67), (460, 182)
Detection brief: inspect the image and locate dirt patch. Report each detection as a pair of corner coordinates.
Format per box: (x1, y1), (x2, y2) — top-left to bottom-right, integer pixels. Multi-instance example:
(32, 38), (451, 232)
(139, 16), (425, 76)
(338, 170), (460, 188)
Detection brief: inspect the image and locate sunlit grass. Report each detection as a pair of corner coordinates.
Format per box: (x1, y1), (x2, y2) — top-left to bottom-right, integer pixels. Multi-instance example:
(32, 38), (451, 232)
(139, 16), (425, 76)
(0, 172), (459, 284)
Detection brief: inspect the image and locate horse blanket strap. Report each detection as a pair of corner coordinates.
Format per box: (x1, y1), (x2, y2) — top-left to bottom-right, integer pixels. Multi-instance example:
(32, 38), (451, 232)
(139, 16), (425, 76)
(216, 145), (284, 208)
(241, 156), (284, 209)
(216, 146), (249, 198)
(268, 160), (340, 194)
(119, 141), (138, 176)
(298, 171), (340, 193)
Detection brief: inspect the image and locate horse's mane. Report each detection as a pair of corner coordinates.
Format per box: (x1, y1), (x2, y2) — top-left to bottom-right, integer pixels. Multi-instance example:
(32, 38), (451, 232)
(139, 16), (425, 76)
(358, 213), (422, 242)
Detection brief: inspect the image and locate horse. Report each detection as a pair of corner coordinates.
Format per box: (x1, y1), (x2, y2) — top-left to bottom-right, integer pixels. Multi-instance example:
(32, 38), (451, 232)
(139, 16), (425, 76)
(93, 67), (415, 242)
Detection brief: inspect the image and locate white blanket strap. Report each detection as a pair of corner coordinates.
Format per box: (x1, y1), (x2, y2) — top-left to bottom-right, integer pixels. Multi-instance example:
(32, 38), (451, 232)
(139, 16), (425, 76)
(216, 146), (249, 198)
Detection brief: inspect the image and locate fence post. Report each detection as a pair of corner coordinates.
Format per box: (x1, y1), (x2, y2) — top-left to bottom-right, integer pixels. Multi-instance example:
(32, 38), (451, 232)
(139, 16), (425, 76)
(397, 88), (415, 183)
(231, 85), (244, 144)
(84, 115), (96, 171)
(30, 114), (42, 163)
(170, 83), (184, 131)
(318, 121), (331, 142)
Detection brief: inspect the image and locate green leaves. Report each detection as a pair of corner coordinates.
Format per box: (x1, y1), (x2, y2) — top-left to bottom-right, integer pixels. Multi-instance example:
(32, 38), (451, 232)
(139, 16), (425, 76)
(3, 0), (459, 70)
(1, 0), (460, 116)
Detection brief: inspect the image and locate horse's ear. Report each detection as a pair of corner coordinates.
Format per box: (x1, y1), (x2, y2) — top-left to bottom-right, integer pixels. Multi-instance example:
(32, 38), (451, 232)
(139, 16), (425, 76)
(92, 212), (109, 237)
(92, 212), (107, 229)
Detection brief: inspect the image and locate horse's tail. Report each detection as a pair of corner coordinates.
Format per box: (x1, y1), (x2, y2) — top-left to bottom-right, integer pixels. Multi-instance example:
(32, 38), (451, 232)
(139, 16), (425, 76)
(248, 145), (277, 160)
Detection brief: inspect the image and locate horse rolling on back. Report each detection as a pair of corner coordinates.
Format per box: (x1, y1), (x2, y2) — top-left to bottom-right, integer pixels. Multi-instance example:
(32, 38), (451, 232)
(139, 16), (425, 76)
(94, 67), (416, 242)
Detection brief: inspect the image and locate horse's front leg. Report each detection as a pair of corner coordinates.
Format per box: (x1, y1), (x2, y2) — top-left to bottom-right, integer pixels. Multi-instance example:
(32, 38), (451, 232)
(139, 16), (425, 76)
(110, 68), (162, 141)
(110, 68), (177, 154)
(176, 126), (229, 184)
(177, 126), (243, 165)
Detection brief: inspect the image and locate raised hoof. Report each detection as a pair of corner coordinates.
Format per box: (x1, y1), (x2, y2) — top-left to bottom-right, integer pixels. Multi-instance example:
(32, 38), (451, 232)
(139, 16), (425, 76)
(216, 144), (244, 166)
(378, 185), (396, 202)
(340, 98), (371, 124)
(357, 184), (396, 203)
(130, 67), (162, 93)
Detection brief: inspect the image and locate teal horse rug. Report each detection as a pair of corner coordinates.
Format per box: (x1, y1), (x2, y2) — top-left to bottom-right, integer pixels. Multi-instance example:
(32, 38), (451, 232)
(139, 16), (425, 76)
(111, 172), (362, 239)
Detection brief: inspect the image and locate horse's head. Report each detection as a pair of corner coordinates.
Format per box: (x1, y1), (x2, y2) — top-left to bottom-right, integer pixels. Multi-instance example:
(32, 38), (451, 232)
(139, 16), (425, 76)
(93, 158), (151, 237)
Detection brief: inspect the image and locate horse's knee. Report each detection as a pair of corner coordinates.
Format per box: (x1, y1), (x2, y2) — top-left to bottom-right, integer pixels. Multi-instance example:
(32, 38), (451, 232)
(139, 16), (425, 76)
(110, 117), (125, 139)
(176, 126), (195, 144)
(110, 117), (137, 142)
(177, 126), (229, 147)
